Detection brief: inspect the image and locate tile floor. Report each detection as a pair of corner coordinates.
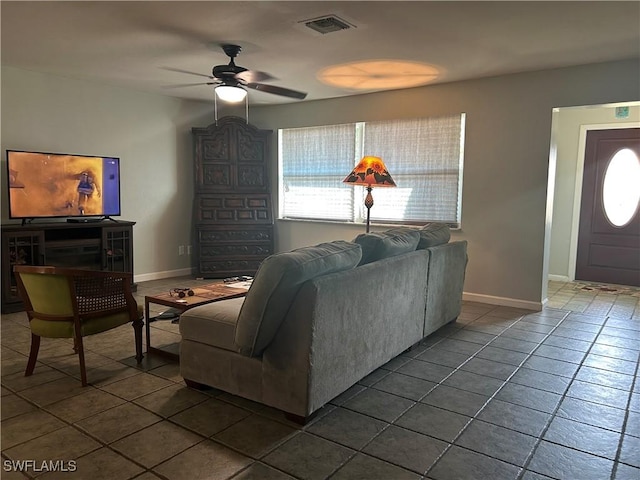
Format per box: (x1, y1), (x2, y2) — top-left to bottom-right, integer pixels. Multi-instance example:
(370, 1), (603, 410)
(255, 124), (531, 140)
(1, 278), (639, 479)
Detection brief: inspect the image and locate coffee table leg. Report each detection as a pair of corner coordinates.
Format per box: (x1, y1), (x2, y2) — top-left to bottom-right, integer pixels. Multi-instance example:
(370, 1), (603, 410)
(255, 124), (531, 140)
(145, 299), (151, 354)
(133, 315), (144, 363)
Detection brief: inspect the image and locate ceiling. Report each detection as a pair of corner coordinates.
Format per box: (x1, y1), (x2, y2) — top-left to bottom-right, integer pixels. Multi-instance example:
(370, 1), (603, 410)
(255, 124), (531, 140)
(2, 1), (639, 105)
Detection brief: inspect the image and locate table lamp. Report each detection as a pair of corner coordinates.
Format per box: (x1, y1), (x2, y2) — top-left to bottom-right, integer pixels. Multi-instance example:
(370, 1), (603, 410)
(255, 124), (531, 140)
(343, 156), (396, 232)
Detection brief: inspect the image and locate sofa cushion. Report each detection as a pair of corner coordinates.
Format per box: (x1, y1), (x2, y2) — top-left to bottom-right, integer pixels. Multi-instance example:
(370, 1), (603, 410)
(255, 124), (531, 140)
(179, 297), (245, 352)
(417, 223), (451, 249)
(354, 228), (420, 265)
(234, 240), (362, 357)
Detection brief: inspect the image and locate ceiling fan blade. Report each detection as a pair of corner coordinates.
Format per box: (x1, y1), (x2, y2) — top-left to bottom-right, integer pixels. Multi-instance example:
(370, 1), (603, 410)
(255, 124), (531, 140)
(162, 82), (217, 89)
(246, 83), (307, 99)
(160, 66), (214, 80)
(235, 70), (274, 84)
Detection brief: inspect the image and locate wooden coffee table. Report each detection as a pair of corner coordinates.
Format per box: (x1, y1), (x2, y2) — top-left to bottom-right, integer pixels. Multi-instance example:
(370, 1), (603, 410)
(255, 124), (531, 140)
(145, 283), (248, 360)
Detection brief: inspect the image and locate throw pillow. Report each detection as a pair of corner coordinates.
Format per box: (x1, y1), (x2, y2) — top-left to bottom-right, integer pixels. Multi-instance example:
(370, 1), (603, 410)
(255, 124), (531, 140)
(235, 240), (362, 356)
(354, 228), (420, 265)
(417, 223), (451, 249)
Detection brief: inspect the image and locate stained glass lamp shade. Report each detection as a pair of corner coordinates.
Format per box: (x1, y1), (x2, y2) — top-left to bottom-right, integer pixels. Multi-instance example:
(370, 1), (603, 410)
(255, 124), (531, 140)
(343, 156), (396, 232)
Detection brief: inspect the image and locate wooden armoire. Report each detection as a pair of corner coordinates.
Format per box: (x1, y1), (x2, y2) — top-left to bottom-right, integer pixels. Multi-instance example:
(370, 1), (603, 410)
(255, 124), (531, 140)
(192, 116), (274, 278)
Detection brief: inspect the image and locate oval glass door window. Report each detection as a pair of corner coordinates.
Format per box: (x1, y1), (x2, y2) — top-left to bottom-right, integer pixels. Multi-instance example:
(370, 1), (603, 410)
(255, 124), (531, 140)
(602, 148), (640, 227)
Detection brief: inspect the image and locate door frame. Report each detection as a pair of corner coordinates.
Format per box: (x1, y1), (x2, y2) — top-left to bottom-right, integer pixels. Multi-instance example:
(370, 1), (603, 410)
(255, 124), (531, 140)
(567, 122), (640, 281)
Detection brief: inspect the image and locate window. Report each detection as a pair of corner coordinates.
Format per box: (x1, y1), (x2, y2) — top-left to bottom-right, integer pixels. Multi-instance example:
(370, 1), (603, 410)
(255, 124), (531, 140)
(602, 148), (640, 228)
(279, 114), (465, 227)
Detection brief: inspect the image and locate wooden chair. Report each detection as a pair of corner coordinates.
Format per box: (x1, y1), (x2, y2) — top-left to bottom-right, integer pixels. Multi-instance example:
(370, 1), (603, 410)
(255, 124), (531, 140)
(13, 265), (144, 386)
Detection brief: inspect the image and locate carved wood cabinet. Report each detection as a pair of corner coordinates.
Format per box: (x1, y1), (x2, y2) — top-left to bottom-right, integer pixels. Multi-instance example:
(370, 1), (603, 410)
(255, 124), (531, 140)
(192, 116), (274, 277)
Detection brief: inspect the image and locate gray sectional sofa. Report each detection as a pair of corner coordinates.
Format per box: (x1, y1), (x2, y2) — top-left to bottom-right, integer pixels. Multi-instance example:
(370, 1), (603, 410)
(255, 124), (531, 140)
(179, 224), (467, 421)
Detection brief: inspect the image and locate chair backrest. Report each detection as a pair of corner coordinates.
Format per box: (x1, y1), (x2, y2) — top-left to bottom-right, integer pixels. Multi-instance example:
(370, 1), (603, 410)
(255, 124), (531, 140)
(14, 266), (75, 317)
(14, 265), (135, 319)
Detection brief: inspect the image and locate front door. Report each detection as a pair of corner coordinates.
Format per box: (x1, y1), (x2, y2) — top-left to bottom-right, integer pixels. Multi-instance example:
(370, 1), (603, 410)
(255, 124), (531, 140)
(576, 128), (640, 286)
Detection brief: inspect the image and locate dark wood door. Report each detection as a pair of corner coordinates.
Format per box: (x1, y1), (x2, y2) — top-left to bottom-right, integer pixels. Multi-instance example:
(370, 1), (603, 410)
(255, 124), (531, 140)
(576, 128), (640, 286)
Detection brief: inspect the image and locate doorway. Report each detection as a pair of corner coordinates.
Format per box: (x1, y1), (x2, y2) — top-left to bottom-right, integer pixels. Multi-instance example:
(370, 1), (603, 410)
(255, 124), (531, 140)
(546, 102), (640, 298)
(575, 128), (640, 286)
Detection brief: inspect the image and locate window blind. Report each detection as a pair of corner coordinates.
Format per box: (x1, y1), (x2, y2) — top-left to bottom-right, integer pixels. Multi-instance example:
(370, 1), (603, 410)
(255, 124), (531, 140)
(280, 124), (356, 221)
(362, 115), (463, 224)
(279, 114), (465, 226)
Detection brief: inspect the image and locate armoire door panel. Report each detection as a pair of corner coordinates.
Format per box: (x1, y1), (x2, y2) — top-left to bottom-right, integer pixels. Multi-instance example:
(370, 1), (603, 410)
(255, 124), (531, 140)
(235, 128), (268, 163)
(237, 164), (267, 191)
(200, 164), (233, 190)
(201, 132), (231, 161)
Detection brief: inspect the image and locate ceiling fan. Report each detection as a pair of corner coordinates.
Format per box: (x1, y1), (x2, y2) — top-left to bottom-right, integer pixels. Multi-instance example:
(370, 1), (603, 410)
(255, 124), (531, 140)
(165, 44), (307, 101)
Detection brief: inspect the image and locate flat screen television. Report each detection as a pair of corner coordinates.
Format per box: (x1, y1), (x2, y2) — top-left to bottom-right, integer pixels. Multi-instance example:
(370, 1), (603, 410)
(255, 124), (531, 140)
(6, 150), (121, 221)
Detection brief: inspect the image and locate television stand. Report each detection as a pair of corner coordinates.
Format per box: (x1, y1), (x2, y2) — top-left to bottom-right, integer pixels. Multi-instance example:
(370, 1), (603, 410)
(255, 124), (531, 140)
(1, 220), (136, 312)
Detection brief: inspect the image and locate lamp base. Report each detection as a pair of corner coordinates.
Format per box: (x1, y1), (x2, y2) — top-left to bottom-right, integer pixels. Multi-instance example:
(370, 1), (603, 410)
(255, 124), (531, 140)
(364, 186), (374, 209)
(365, 186), (373, 233)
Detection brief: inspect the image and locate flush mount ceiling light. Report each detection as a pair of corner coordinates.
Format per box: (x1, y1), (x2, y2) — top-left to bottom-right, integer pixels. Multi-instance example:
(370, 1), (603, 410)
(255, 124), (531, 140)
(215, 85), (247, 103)
(318, 60), (440, 90)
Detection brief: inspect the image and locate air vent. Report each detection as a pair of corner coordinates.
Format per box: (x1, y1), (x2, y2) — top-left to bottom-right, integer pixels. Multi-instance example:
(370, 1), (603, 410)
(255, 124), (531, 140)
(303, 15), (355, 34)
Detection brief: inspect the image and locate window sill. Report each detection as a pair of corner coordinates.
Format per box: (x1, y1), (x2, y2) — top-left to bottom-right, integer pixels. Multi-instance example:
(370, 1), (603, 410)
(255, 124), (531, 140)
(277, 217), (461, 231)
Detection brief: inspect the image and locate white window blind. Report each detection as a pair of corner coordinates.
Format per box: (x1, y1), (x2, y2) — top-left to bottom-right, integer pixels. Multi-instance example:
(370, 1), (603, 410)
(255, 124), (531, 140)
(362, 116), (464, 224)
(279, 114), (465, 227)
(280, 124), (356, 221)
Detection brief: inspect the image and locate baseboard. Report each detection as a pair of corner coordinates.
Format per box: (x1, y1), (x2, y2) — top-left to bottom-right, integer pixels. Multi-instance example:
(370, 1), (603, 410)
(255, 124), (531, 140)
(548, 274), (570, 282)
(462, 292), (543, 311)
(135, 268), (194, 283)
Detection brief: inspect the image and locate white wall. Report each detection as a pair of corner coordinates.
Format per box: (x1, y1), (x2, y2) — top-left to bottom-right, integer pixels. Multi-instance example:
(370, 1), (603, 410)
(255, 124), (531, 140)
(2, 60), (639, 308)
(548, 104), (640, 281)
(240, 59), (640, 309)
(1, 66), (214, 280)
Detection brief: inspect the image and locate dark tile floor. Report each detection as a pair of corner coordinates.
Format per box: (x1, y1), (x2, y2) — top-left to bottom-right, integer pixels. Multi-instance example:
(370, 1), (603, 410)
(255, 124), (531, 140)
(1, 278), (638, 479)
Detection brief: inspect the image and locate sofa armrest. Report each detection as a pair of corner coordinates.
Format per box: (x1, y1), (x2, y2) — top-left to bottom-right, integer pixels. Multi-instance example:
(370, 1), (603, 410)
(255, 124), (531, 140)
(424, 240), (468, 336)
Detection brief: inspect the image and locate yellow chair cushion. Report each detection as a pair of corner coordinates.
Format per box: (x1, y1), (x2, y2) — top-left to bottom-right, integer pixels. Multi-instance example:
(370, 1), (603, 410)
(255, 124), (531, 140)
(29, 303), (143, 338)
(29, 310), (136, 338)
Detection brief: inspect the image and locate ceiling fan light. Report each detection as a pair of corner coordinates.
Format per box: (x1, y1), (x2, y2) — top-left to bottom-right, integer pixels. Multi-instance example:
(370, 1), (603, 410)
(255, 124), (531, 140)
(215, 85), (247, 103)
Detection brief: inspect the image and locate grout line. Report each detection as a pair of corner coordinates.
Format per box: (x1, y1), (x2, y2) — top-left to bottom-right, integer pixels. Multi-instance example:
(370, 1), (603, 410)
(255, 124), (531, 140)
(424, 309), (573, 477)
(516, 315), (617, 479)
(610, 335), (640, 480)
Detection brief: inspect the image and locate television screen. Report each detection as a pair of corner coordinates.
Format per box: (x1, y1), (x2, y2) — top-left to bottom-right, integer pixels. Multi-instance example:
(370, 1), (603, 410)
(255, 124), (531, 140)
(7, 150), (121, 219)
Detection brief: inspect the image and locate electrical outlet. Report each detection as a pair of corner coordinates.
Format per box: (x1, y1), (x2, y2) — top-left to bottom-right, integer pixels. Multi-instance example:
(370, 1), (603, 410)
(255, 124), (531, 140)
(187, 245), (192, 255)
(178, 245), (185, 255)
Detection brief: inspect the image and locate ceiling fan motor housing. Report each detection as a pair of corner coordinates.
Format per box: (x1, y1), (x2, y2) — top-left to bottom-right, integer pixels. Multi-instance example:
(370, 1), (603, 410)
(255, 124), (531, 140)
(213, 44), (247, 80)
(213, 64), (247, 78)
